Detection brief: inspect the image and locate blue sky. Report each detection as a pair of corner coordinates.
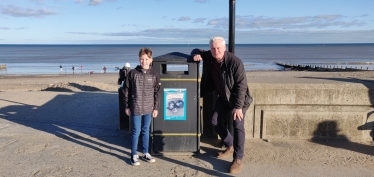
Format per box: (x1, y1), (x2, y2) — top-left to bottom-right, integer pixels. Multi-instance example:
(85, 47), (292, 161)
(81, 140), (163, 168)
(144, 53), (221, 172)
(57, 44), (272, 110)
(0, 0), (373, 44)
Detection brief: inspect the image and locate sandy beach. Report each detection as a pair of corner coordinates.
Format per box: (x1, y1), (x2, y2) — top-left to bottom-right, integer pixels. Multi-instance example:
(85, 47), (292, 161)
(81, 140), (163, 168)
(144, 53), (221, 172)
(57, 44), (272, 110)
(1, 71), (374, 176)
(2, 70), (374, 91)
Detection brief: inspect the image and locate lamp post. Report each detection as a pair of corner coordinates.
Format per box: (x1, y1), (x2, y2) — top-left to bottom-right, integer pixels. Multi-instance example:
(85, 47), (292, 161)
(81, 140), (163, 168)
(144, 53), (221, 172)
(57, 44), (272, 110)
(229, 0), (235, 54)
(228, 0), (236, 135)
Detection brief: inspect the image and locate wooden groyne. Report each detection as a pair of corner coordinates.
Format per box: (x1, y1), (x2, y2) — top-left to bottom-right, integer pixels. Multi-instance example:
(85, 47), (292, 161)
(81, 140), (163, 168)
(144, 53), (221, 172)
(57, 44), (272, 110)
(0, 64), (6, 69)
(274, 62), (372, 71)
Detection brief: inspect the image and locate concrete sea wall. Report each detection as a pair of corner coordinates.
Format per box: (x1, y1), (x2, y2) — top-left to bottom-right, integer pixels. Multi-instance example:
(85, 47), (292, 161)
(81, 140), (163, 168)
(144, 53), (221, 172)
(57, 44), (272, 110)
(202, 74), (374, 141)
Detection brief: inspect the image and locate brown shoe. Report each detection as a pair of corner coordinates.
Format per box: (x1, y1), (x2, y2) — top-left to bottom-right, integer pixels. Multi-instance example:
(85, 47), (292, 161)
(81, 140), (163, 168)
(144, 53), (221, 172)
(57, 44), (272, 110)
(216, 146), (234, 159)
(230, 159), (243, 174)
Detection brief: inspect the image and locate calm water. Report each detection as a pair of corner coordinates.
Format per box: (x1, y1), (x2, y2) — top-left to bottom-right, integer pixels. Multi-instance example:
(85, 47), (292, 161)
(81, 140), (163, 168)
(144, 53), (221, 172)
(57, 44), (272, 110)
(0, 44), (373, 75)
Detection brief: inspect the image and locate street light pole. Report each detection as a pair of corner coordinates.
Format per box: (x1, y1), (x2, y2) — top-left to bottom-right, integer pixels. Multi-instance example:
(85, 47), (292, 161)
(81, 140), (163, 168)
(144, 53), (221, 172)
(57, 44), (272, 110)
(229, 0), (236, 54)
(228, 0), (236, 136)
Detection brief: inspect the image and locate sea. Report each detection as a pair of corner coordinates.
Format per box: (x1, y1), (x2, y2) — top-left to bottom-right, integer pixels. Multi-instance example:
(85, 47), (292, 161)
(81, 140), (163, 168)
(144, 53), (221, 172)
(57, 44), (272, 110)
(0, 44), (374, 75)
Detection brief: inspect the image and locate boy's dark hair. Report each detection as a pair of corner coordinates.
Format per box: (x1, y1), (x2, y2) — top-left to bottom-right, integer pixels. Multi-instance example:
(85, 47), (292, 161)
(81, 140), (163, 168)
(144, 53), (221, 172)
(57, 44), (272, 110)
(139, 48), (152, 58)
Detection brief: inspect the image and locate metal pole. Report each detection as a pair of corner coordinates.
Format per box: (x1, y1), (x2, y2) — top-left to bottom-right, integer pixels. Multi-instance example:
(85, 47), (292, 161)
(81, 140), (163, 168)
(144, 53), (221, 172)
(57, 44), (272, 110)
(229, 0), (235, 54)
(228, 0), (235, 136)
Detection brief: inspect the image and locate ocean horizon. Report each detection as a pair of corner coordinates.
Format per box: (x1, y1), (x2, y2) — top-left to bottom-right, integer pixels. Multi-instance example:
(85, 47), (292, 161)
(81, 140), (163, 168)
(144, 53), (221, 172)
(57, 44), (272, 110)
(1, 43), (374, 75)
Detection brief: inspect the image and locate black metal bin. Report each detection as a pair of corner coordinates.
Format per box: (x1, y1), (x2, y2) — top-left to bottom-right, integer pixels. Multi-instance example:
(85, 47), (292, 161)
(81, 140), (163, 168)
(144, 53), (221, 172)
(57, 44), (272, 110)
(151, 52), (200, 155)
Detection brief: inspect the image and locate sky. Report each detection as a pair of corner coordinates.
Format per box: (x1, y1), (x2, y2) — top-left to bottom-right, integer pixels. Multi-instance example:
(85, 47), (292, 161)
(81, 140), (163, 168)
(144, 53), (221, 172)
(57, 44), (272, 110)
(0, 0), (373, 44)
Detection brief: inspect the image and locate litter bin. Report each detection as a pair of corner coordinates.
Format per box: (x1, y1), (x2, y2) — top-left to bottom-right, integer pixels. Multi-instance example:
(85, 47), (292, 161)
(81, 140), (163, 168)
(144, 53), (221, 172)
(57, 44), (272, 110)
(151, 52), (200, 155)
(118, 83), (129, 130)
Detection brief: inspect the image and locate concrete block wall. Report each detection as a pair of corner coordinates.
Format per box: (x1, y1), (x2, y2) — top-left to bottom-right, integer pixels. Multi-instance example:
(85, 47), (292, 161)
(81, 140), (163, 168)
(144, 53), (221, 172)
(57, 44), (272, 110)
(245, 82), (374, 141)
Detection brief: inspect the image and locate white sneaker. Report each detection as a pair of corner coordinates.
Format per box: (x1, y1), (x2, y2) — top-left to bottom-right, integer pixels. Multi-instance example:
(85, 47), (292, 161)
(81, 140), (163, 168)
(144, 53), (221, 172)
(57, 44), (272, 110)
(141, 153), (155, 163)
(130, 155), (140, 166)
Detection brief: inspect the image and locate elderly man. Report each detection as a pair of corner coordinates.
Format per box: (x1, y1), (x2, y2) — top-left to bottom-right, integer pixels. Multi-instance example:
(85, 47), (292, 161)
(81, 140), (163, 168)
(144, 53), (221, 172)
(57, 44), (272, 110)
(191, 37), (252, 174)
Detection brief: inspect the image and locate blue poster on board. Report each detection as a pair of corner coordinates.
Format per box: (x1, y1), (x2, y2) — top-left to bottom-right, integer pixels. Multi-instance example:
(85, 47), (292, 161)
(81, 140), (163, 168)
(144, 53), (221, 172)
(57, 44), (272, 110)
(164, 88), (186, 120)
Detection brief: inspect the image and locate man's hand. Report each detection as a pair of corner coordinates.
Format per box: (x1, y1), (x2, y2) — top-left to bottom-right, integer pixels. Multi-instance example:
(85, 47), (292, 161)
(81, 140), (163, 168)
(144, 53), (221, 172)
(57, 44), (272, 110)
(125, 108), (131, 116)
(193, 54), (203, 61)
(152, 110), (158, 118)
(232, 108), (243, 121)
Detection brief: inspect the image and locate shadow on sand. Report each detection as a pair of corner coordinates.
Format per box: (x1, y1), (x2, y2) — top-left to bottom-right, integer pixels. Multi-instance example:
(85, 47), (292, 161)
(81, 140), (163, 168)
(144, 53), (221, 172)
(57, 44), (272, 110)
(0, 83), (236, 176)
(300, 76), (374, 156)
(0, 83), (130, 162)
(310, 120), (374, 156)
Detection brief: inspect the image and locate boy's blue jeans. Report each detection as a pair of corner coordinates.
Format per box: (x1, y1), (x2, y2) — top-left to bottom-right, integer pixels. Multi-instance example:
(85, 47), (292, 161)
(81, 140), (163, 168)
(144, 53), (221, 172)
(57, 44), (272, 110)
(131, 114), (152, 156)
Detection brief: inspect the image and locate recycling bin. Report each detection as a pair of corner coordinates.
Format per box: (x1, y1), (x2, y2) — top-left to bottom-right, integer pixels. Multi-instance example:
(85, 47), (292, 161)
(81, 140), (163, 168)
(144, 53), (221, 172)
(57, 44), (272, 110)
(151, 52), (200, 155)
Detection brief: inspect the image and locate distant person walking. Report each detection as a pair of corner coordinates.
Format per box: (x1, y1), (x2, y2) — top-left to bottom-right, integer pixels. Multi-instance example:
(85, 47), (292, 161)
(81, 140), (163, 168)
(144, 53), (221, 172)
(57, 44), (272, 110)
(103, 66), (107, 73)
(123, 48), (161, 166)
(191, 36), (252, 174)
(60, 65), (62, 72)
(72, 66), (75, 73)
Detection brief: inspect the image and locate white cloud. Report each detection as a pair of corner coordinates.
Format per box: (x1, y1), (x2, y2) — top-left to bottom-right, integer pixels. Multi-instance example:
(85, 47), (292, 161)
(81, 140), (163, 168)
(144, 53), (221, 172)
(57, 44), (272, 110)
(89, 0), (103, 6)
(74, 0), (83, 4)
(109, 28), (222, 43)
(88, 0), (115, 6)
(0, 5), (56, 18)
(31, 0), (44, 4)
(194, 0), (209, 3)
(235, 29), (374, 43)
(193, 18), (206, 23)
(207, 17), (225, 27)
(358, 14), (369, 17)
(65, 27), (374, 44)
(178, 16), (191, 21)
(0, 27), (26, 30)
(57, 12), (374, 44)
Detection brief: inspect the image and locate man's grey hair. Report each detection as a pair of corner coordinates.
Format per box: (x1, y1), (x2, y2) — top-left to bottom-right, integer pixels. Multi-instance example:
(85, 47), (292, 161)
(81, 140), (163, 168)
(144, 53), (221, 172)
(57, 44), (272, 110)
(209, 36), (226, 46)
